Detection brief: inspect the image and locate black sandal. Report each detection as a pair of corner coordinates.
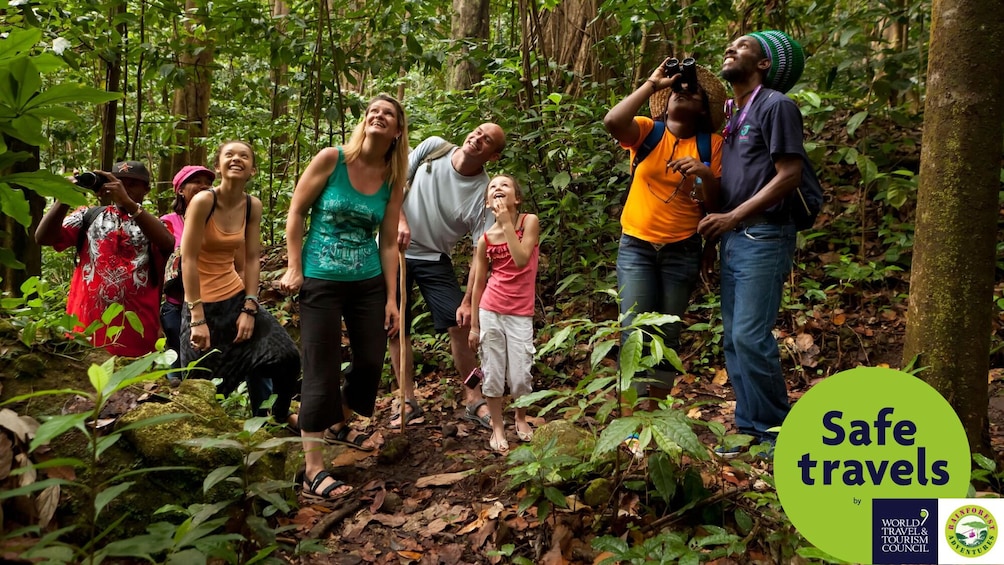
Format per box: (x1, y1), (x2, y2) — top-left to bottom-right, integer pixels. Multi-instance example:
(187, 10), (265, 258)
(301, 469), (352, 501)
(323, 425), (375, 451)
(389, 398), (426, 427)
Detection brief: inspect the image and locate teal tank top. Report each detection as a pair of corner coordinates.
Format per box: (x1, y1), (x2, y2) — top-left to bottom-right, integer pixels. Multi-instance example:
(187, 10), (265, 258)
(302, 148), (390, 281)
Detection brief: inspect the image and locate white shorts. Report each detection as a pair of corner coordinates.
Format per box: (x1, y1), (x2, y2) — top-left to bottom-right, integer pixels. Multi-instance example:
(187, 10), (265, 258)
(478, 309), (535, 399)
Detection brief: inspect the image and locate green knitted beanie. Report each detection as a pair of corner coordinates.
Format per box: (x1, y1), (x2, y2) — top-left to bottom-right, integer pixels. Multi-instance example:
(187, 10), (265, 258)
(749, 30), (805, 94)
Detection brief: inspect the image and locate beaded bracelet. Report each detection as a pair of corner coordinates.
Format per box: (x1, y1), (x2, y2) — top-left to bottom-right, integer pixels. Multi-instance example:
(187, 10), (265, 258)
(190, 318), (208, 327)
(240, 307), (258, 317)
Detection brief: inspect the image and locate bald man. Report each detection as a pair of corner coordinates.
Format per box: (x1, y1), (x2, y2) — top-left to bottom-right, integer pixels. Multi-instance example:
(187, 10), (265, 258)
(390, 123), (507, 431)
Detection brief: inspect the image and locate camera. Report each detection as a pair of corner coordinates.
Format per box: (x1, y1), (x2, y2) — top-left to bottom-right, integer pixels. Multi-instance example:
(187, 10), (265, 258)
(664, 57), (698, 93)
(73, 172), (107, 192)
(464, 367), (483, 389)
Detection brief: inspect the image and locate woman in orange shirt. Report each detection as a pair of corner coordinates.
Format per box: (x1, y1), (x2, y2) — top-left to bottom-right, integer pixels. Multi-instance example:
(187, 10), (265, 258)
(179, 140), (300, 425)
(604, 58), (727, 406)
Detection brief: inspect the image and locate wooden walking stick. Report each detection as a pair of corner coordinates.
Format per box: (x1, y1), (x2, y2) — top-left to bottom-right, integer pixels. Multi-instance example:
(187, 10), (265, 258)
(398, 249), (407, 431)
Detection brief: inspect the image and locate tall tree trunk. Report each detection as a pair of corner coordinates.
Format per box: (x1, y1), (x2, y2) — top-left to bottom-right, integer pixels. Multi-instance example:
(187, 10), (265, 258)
(100, 1), (127, 169)
(537, 0), (610, 96)
(0, 137), (44, 297)
(450, 0), (489, 90)
(266, 0), (290, 244)
(163, 0), (215, 208)
(903, 0), (1003, 458)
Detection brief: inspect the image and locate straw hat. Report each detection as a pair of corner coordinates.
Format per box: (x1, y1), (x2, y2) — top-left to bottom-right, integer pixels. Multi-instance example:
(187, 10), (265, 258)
(649, 63), (728, 133)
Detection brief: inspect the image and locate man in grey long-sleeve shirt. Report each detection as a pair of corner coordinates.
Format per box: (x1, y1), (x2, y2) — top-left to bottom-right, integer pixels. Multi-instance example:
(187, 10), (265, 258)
(390, 123), (506, 430)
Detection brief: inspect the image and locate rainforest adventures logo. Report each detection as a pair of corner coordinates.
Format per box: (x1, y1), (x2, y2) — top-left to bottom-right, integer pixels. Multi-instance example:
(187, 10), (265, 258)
(945, 504), (997, 557)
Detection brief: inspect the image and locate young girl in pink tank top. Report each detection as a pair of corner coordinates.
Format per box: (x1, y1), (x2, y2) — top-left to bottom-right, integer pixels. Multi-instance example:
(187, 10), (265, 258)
(469, 174), (541, 453)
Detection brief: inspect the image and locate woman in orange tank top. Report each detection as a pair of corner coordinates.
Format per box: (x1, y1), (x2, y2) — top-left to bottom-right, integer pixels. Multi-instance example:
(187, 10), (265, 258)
(178, 140), (300, 427)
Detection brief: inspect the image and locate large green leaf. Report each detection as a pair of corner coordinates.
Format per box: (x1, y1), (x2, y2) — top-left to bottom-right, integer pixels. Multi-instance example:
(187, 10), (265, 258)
(31, 413), (89, 451)
(10, 57), (42, 108)
(651, 413), (706, 459)
(590, 339), (615, 369)
(88, 361), (110, 393)
(0, 184), (30, 226)
(25, 105), (81, 121)
(648, 452), (678, 502)
(203, 465), (239, 493)
(115, 413), (191, 434)
(0, 29), (42, 61)
(593, 416), (640, 459)
(8, 113), (46, 146)
(0, 171), (87, 205)
(23, 83), (121, 110)
(619, 330), (643, 380)
(95, 482), (134, 519)
(30, 52), (64, 73)
(0, 248), (26, 269)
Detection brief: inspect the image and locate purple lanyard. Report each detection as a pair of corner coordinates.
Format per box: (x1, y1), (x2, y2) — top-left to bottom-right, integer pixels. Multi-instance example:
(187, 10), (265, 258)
(722, 84), (762, 141)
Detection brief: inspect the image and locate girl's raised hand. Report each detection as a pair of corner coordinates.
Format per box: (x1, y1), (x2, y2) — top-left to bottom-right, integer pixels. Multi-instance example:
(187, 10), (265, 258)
(491, 195), (512, 225)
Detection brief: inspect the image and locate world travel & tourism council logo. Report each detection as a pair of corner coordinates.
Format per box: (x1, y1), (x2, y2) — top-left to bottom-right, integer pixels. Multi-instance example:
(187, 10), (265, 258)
(872, 499), (936, 564)
(945, 504), (997, 558)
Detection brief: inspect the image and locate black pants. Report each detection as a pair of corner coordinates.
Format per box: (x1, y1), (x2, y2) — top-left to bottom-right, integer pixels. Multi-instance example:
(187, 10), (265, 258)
(298, 275), (388, 432)
(180, 292), (301, 420)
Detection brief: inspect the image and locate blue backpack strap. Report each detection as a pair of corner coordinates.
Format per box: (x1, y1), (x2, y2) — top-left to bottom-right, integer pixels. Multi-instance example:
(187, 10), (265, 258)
(632, 121), (666, 173)
(696, 131), (711, 166)
(622, 121), (666, 205)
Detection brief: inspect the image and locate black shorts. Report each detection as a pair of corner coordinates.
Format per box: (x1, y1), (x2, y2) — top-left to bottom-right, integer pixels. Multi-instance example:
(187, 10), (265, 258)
(401, 254), (464, 334)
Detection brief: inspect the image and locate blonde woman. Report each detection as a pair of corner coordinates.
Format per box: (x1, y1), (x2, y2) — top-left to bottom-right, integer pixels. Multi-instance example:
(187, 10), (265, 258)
(280, 94), (408, 500)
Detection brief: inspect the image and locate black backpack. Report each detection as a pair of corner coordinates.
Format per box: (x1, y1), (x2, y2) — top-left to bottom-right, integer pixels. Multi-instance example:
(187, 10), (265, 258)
(788, 168), (823, 231)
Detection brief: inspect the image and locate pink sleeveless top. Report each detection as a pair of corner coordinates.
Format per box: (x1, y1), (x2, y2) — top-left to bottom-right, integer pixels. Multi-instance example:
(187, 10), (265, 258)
(479, 215), (539, 317)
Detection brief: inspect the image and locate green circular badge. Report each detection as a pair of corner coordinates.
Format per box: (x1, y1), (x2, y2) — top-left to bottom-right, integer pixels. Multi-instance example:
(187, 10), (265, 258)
(775, 367), (970, 564)
(945, 504), (997, 557)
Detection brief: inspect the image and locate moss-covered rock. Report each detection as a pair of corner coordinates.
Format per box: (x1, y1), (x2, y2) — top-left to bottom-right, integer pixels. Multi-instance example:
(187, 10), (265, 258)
(120, 379), (293, 480)
(0, 317), (18, 339)
(13, 353), (46, 378)
(531, 419), (596, 458)
(583, 477), (613, 506)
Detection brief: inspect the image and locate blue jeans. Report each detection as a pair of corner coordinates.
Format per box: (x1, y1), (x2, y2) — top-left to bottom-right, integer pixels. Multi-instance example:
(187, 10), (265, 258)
(617, 233), (701, 393)
(160, 300), (183, 379)
(720, 223), (797, 441)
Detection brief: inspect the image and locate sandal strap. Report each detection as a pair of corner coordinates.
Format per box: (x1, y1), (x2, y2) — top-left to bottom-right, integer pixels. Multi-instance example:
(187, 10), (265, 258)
(330, 425), (371, 445)
(332, 426), (350, 442)
(318, 478), (347, 498)
(307, 469), (333, 492)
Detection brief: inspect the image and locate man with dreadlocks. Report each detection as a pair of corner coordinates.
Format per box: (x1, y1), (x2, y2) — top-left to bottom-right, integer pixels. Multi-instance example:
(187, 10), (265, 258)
(698, 31), (822, 457)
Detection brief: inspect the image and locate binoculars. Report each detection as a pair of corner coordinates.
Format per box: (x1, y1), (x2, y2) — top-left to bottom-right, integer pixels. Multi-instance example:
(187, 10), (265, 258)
(663, 57), (698, 93)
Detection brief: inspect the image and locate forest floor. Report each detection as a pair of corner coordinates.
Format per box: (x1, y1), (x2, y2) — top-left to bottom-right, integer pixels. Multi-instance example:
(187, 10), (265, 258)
(8, 337), (1001, 564)
(3, 240), (1003, 564)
